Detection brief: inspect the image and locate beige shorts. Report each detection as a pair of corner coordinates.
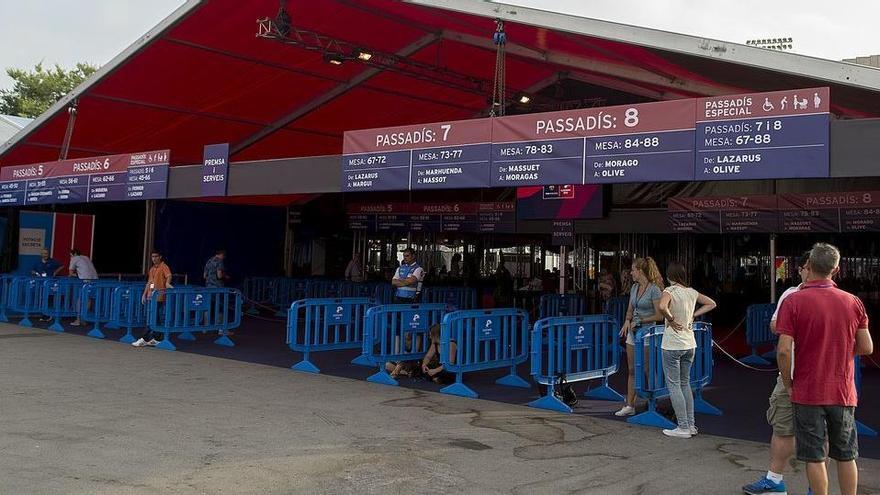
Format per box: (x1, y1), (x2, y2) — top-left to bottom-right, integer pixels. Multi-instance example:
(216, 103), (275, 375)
(766, 375), (794, 437)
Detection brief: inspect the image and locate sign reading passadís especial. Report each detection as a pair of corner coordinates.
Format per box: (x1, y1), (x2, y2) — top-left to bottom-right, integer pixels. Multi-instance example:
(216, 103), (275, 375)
(341, 88), (830, 191)
(695, 87), (830, 180)
(0, 150), (170, 206)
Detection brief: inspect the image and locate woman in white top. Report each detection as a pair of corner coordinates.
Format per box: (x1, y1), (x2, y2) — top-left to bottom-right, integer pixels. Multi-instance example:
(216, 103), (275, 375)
(657, 262), (716, 439)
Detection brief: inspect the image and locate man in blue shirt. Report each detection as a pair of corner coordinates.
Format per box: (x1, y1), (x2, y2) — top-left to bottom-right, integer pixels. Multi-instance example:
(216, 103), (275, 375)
(203, 249), (228, 288)
(31, 249), (62, 277)
(392, 248), (424, 303)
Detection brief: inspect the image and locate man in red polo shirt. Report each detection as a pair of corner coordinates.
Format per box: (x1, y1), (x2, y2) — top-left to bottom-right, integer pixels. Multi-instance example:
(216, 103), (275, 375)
(776, 243), (874, 495)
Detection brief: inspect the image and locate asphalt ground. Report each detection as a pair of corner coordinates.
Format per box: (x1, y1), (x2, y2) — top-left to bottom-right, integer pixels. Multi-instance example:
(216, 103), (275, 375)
(2, 322), (879, 494)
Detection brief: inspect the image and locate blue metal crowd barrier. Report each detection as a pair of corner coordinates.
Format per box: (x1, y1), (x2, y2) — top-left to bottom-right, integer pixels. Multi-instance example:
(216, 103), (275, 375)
(604, 296), (629, 333)
(8, 276), (45, 326)
(421, 286), (477, 311)
(513, 290), (544, 319)
(528, 314), (623, 413)
(272, 278), (310, 317)
(628, 322), (721, 429)
(364, 303), (448, 386)
(109, 284), (147, 344)
(855, 356), (878, 437)
(41, 278), (84, 332)
(81, 281), (135, 339)
(743, 303), (777, 366)
(0, 273), (19, 322)
(373, 284), (395, 305)
(307, 279), (343, 299)
(438, 308), (531, 398)
(242, 277), (278, 315)
(147, 287), (242, 351)
(342, 281), (382, 300)
(286, 297), (374, 373)
(539, 293), (586, 319)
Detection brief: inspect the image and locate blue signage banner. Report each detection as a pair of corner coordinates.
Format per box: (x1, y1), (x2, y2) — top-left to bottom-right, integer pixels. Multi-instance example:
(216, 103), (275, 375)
(328, 303), (351, 325)
(567, 323), (591, 350)
(476, 315), (501, 340)
(202, 143), (230, 197)
(695, 88), (830, 181)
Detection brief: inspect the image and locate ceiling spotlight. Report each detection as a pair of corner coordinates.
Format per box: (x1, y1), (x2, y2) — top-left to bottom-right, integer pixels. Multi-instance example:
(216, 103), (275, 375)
(323, 53), (344, 65)
(517, 94), (532, 104)
(354, 48), (373, 61)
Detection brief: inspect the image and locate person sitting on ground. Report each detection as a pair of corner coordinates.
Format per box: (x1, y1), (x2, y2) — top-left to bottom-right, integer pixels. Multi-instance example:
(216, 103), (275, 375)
(421, 323), (457, 384)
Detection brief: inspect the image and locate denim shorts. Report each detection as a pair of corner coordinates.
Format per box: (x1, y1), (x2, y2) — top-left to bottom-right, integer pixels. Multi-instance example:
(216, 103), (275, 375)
(792, 403), (858, 462)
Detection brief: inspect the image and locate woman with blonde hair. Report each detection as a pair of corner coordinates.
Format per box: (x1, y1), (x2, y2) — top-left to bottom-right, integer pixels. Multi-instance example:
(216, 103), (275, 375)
(615, 257), (665, 416)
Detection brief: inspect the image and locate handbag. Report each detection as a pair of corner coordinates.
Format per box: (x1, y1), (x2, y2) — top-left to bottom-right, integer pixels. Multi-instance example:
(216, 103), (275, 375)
(554, 374), (578, 407)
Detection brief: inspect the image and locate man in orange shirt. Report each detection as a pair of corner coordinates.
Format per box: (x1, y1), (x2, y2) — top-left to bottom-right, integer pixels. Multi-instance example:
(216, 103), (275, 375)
(132, 250), (173, 347)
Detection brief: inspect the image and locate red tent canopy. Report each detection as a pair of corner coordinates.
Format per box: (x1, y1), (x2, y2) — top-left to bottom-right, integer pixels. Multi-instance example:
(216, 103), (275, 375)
(2, 0), (878, 170)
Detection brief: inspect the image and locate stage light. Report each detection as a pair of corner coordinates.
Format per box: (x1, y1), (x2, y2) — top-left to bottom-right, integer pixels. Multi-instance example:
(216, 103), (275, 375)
(517, 94), (531, 104)
(354, 48), (373, 61)
(324, 53), (344, 65)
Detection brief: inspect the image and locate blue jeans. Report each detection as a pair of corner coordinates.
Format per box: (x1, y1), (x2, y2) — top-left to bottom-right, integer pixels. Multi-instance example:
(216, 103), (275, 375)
(662, 348), (695, 429)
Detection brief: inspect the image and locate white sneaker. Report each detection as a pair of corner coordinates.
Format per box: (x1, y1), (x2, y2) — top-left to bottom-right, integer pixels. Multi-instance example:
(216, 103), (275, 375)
(147, 339), (159, 347)
(614, 405), (635, 417)
(662, 427), (692, 439)
(131, 338), (148, 347)
(690, 426), (698, 436)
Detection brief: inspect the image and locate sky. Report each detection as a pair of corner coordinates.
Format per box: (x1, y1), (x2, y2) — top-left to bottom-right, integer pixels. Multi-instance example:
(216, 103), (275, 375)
(0, 0), (877, 92)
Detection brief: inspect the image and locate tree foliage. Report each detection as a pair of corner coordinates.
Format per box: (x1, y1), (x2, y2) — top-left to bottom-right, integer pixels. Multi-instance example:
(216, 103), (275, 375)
(0, 62), (98, 118)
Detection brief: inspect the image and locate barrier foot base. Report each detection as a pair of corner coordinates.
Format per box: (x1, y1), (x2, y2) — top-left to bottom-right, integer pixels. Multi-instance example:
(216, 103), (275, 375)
(350, 354), (374, 367)
(761, 350), (777, 360)
(366, 370), (398, 386)
(178, 331), (196, 341)
(19, 317), (33, 327)
(627, 410), (676, 429)
(0, 314), (8, 323)
(496, 373), (530, 389)
(291, 360), (320, 374)
(694, 396), (723, 416)
(584, 384), (625, 402)
(527, 394), (572, 413)
(741, 353), (771, 366)
(440, 382), (478, 399)
(119, 332), (135, 344)
(214, 335), (235, 347)
(274, 310), (286, 318)
(87, 327), (106, 339)
(155, 339), (177, 351)
(48, 321), (64, 332)
(246, 308), (259, 315)
(856, 420), (878, 437)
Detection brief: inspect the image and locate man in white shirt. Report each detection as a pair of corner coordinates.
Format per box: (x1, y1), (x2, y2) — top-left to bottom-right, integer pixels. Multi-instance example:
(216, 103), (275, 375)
(345, 252), (364, 283)
(68, 248), (98, 326)
(742, 251), (811, 495)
